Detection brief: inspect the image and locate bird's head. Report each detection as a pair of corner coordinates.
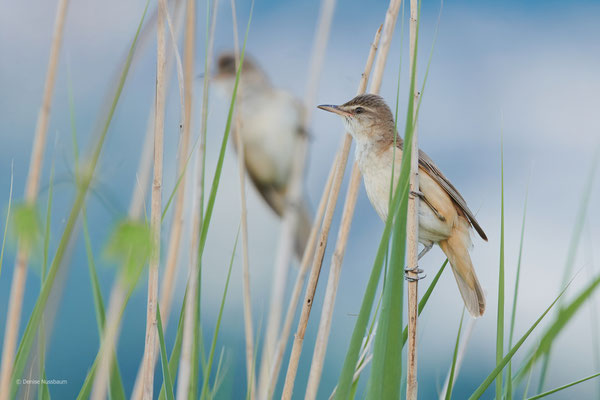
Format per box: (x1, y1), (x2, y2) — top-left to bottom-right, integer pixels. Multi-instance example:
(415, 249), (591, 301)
(318, 94), (395, 143)
(212, 51), (269, 97)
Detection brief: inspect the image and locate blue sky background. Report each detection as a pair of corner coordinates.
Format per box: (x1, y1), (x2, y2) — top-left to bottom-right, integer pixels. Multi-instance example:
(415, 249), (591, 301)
(1, 0), (600, 398)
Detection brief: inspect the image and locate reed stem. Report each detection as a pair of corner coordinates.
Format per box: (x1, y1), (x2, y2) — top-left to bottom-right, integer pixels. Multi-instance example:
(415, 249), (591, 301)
(0, 1), (69, 397)
(406, 0), (420, 398)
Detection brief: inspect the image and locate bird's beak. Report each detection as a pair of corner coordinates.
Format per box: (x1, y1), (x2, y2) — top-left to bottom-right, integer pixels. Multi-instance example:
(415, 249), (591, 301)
(317, 104), (351, 117)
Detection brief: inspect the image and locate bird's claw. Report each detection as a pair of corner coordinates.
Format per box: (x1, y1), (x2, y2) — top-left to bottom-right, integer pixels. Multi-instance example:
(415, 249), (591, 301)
(404, 266), (426, 282)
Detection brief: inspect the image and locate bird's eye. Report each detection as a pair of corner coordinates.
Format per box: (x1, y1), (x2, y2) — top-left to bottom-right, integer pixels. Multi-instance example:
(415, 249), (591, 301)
(354, 107), (365, 114)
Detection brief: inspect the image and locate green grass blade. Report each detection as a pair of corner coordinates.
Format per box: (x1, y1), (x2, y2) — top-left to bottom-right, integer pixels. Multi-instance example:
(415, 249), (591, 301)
(0, 161), (13, 279)
(527, 372), (600, 400)
(157, 304), (175, 400)
(70, 62), (126, 400)
(158, 291), (186, 400)
(446, 308), (465, 400)
(496, 129), (506, 400)
(468, 281), (573, 400)
(520, 271), (600, 382)
(197, 3), (252, 258)
(537, 149), (599, 391)
(9, 1), (150, 396)
(402, 259), (448, 346)
(199, 230), (239, 400)
(341, 8), (420, 395)
(507, 172), (530, 399)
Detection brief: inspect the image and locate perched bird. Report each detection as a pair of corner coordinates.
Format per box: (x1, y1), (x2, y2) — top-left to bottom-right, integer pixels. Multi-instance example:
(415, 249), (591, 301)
(318, 94), (488, 317)
(212, 52), (311, 258)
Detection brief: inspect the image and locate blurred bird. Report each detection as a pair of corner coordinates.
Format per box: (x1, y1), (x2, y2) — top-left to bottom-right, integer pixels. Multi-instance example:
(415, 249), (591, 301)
(212, 52), (311, 258)
(318, 94), (488, 317)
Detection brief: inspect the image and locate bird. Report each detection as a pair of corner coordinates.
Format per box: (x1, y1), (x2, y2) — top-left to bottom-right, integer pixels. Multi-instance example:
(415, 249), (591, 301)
(318, 94), (488, 317)
(212, 51), (312, 259)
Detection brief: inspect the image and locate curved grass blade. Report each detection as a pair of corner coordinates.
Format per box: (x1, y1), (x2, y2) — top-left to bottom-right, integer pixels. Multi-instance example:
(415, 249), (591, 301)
(158, 291), (186, 400)
(157, 304), (175, 400)
(468, 280), (573, 400)
(199, 229), (239, 400)
(445, 308), (465, 400)
(9, 3), (150, 394)
(527, 372), (600, 400)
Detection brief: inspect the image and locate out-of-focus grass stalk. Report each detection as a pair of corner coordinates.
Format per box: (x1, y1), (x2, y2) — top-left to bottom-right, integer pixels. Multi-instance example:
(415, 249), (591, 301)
(444, 309), (465, 400)
(303, 24), (383, 400)
(9, 2), (149, 398)
(158, 0), (194, 330)
(229, 0), (257, 396)
(0, 162), (14, 280)
(468, 280), (574, 400)
(496, 127), (506, 400)
(440, 317), (476, 400)
(536, 147), (599, 391)
(0, 0), (70, 395)
(257, 0), (336, 395)
(267, 151), (338, 399)
(405, 0), (420, 398)
(199, 231), (239, 400)
(176, 0), (219, 397)
(140, 0), (167, 397)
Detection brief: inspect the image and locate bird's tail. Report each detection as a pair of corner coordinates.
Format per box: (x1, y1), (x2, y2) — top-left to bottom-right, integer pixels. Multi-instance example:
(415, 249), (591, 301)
(294, 199), (312, 261)
(438, 221), (486, 318)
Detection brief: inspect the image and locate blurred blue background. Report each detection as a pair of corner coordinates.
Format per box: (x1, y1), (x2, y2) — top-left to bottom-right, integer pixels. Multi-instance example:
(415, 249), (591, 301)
(1, 0), (599, 398)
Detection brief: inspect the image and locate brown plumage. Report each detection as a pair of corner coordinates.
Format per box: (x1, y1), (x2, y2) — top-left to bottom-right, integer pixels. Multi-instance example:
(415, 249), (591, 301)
(319, 94), (487, 317)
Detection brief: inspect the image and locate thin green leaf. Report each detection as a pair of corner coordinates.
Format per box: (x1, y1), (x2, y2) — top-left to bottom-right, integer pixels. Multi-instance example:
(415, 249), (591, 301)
(159, 291), (187, 400)
(9, 1), (150, 395)
(468, 280), (573, 400)
(527, 372), (600, 400)
(446, 308), (465, 400)
(157, 304), (175, 400)
(199, 229), (239, 400)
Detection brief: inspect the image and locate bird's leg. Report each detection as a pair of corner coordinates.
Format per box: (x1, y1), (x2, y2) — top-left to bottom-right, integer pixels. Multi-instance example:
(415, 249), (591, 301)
(404, 243), (431, 282)
(410, 190), (446, 222)
(418, 242), (433, 260)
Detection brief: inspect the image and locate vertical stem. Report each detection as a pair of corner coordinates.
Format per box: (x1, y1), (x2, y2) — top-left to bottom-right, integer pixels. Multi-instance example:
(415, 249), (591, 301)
(256, 0), (336, 397)
(0, 0), (69, 397)
(406, 0), (420, 399)
(304, 23), (384, 400)
(141, 0), (167, 397)
(176, 0), (219, 397)
(230, 0), (256, 397)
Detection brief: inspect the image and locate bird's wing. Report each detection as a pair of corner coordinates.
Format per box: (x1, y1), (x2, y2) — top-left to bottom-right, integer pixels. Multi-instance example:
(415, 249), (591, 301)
(417, 149), (488, 241)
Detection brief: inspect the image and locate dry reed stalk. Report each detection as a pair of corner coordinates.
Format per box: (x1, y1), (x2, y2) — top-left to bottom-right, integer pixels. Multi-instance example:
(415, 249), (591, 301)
(156, 0), (194, 330)
(406, 0), (420, 398)
(229, 0), (257, 397)
(280, 13), (398, 396)
(140, 0), (167, 397)
(128, 3), (189, 398)
(266, 152), (339, 399)
(256, 0), (337, 396)
(303, 23), (385, 400)
(176, 0), (219, 397)
(0, 0), (70, 397)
